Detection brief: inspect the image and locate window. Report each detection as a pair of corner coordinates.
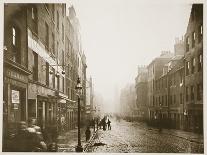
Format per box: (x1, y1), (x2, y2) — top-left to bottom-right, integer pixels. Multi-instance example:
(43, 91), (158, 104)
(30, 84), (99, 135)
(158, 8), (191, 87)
(186, 87), (189, 102)
(56, 41), (59, 58)
(46, 62), (49, 86)
(45, 22), (49, 49)
(33, 51), (38, 81)
(52, 33), (55, 55)
(197, 83), (203, 100)
(191, 58), (195, 73)
(180, 93), (183, 104)
(191, 85), (194, 101)
(192, 32), (195, 48)
(198, 25), (203, 42)
(198, 54), (202, 71)
(31, 7), (37, 20)
(62, 24), (64, 42)
(57, 11), (59, 30)
(52, 4), (55, 20)
(12, 27), (16, 46)
(62, 4), (65, 16)
(11, 26), (21, 63)
(62, 50), (65, 67)
(174, 95), (176, 104)
(62, 77), (65, 93)
(186, 36), (190, 52)
(52, 68), (55, 89)
(186, 61), (190, 75)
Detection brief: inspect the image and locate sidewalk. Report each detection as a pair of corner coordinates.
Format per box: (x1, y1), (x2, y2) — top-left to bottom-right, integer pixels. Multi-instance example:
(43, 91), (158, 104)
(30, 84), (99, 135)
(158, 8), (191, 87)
(57, 127), (97, 152)
(162, 128), (203, 144)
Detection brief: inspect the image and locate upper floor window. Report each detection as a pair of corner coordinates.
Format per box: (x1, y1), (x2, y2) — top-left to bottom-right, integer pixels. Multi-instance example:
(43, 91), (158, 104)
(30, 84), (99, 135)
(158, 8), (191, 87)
(192, 32), (195, 48)
(57, 11), (59, 30)
(12, 26), (21, 63)
(52, 4), (55, 20)
(12, 27), (16, 46)
(191, 57), (195, 74)
(198, 54), (202, 71)
(197, 83), (203, 101)
(62, 4), (65, 16)
(52, 33), (55, 55)
(31, 7), (37, 20)
(45, 22), (49, 49)
(33, 51), (38, 81)
(62, 24), (64, 42)
(198, 25), (203, 43)
(191, 85), (195, 101)
(186, 61), (190, 75)
(186, 36), (190, 52)
(186, 87), (189, 102)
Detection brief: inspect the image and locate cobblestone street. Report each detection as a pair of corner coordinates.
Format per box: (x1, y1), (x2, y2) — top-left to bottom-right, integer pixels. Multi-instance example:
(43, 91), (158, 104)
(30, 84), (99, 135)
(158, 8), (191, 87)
(86, 119), (204, 153)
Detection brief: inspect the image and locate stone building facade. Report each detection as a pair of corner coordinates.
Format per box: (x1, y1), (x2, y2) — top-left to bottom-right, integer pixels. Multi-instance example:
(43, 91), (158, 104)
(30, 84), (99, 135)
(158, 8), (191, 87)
(183, 4), (203, 132)
(135, 66), (148, 121)
(3, 3), (87, 148)
(147, 51), (173, 122)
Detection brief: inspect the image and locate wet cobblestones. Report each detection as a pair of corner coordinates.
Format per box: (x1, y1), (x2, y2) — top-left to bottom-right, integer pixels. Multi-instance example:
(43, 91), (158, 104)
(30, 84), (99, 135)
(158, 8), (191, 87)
(86, 119), (204, 153)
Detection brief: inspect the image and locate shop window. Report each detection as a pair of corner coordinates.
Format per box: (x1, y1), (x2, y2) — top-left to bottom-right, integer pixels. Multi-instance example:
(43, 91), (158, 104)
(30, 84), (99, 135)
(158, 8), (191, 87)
(192, 32), (195, 48)
(12, 26), (21, 63)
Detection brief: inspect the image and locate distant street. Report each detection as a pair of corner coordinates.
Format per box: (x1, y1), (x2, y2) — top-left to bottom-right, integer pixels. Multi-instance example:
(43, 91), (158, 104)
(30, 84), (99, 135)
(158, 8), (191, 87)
(86, 119), (203, 153)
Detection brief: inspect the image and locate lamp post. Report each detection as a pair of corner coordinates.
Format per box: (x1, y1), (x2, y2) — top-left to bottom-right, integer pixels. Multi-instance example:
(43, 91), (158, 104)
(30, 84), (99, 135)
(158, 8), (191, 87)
(75, 77), (83, 152)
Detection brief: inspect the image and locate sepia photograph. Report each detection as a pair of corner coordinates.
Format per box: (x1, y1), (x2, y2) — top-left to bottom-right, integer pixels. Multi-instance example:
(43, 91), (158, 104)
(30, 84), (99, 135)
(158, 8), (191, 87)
(2, 0), (205, 153)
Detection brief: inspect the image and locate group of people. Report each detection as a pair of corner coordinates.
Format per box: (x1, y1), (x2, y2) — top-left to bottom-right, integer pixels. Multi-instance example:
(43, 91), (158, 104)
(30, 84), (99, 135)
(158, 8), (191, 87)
(9, 118), (57, 152)
(99, 117), (112, 131)
(85, 117), (112, 142)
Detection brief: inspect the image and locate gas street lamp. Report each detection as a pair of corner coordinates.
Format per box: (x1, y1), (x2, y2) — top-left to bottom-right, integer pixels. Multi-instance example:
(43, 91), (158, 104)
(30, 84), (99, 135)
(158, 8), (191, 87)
(75, 77), (83, 152)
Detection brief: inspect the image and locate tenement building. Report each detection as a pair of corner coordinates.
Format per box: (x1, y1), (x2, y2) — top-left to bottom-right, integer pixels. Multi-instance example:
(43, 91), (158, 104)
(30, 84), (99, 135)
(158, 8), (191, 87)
(183, 4), (203, 133)
(135, 66), (148, 121)
(147, 51), (173, 123)
(3, 3), (87, 149)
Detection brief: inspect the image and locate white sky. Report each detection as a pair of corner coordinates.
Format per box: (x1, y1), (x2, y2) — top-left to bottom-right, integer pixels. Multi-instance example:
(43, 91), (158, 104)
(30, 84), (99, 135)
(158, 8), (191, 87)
(68, 0), (192, 110)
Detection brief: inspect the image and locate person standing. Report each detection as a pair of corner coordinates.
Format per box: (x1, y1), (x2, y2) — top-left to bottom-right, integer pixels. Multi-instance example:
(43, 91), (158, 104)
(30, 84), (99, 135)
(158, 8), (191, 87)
(85, 126), (91, 141)
(107, 119), (111, 130)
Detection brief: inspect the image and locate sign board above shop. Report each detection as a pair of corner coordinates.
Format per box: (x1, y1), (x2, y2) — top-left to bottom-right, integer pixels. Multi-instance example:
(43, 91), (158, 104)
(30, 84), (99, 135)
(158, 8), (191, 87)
(12, 90), (20, 104)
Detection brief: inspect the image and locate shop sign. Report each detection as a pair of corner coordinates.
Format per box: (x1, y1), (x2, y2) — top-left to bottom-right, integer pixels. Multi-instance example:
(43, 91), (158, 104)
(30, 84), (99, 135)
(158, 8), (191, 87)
(12, 90), (20, 104)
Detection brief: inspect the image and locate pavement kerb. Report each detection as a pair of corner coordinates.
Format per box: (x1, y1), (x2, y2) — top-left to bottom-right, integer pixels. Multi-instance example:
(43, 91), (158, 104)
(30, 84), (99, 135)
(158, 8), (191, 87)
(83, 129), (98, 152)
(162, 130), (203, 144)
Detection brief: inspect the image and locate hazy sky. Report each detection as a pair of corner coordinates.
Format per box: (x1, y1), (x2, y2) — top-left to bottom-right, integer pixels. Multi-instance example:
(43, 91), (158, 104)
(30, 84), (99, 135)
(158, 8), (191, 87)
(69, 0), (192, 110)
